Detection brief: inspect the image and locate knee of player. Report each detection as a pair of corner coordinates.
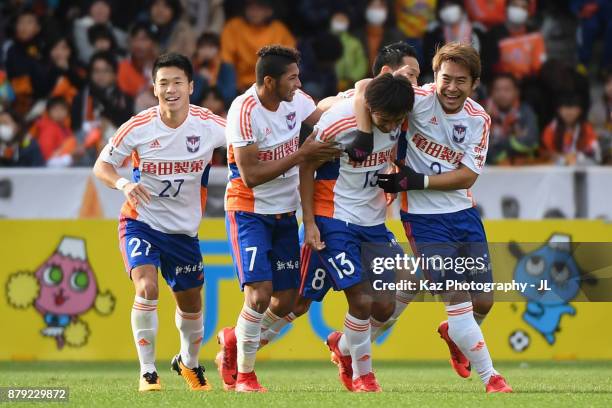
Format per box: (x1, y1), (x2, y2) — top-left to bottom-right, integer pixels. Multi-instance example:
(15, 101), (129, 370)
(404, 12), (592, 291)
(134, 279), (159, 300)
(372, 302), (395, 322)
(292, 297), (312, 317)
(473, 295), (494, 316)
(246, 290), (272, 312)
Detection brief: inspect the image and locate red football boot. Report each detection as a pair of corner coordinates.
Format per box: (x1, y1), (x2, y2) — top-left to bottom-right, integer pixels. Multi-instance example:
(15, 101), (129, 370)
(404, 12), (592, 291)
(437, 320), (471, 378)
(486, 374), (513, 393)
(235, 371), (267, 393)
(216, 327), (237, 390)
(353, 372), (382, 393)
(326, 331), (354, 391)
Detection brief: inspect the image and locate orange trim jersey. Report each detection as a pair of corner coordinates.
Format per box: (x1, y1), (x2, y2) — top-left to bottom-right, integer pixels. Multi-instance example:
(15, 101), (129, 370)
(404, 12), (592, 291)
(400, 83), (490, 214)
(99, 105), (226, 236)
(224, 85), (316, 214)
(313, 98), (399, 226)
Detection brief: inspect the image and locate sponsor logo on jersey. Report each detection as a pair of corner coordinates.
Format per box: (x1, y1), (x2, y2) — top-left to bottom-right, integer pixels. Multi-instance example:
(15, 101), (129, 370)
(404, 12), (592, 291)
(142, 159), (206, 175)
(258, 136), (299, 161)
(411, 133), (464, 166)
(149, 139), (162, 149)
(286, 111), (297, 130)
(452, 124), (467, 143)
(186, 135), (200, 153)
(349, 148), (393, 168)
(429, 116), (438, 125)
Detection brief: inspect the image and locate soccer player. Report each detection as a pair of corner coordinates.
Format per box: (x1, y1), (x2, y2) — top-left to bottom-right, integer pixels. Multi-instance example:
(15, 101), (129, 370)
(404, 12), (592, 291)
(93, 53), (225, 392)
(217, 45), (342, 392)
(247, 42), (423, 387)
(300, 73), (414, 392)
(357, 42), (512, 393)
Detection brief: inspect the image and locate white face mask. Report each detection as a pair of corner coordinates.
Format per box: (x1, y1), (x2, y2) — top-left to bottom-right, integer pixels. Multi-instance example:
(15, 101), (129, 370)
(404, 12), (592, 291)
(507, 6), (528, 25)
(439, 5), (462, 25)
(366, 7), (387, 25)
(330, 19), (349, 33)
(0, 124), (14, 142)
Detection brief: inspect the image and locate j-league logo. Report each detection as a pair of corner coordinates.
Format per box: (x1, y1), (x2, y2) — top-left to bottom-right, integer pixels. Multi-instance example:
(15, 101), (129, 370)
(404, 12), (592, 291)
(452, 124), (467, 143)
(186, 135), (200, 153)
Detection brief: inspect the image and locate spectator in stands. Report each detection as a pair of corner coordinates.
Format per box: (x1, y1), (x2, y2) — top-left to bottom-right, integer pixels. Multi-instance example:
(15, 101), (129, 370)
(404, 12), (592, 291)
(117, 22), (159, 111)
(490, 0), (546, 81)
(143, 0), (196, 57)
(330, 10), (369, 91)
(182, 0), (226, 35)
(394, 0), (437, 63)
(0, 108), (44, 167)
(72, 51), (133, 164)
(192, 32), (237, 107)
(541, 94), (601, 165)
(73, 0), (127, 65)
(293, 0), (363, 38)
(200, 87), (227, 118)
(465, 0), (536, 29)
(4, 9), (46, 116)
(571, 0), (611, 73)
(486, 73), (539, 165)
(31, 96), (82, 167)
(589, 71), (612, 164)
(221, 0), (295, 91)
(422, 0), (497, 83)
(41, 37), (85, 106)
(87, 23), (123, 56)
(299, 31), (344, 99)
(355, 0), (404, 68)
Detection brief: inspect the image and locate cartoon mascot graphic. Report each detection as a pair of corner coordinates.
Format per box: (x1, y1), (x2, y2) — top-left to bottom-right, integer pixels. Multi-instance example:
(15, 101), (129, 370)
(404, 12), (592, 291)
(509, 233), (597, 347)
(5, 236), (115, 349)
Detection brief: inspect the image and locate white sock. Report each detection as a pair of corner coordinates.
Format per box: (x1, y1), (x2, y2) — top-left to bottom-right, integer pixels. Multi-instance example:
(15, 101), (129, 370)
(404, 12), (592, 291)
(236, 305), (263, 373)
(343, 313), (371, 379)
(369, 317), (385, 342)
(131, 296), (158, 375)
(338, 331), (350, 356)
(260, 312), (295, 347)
(175, 308), (203, 369)
(446, 302), (496, 383)
(474, 311), (487, 326)
(369, 290), (413, 342)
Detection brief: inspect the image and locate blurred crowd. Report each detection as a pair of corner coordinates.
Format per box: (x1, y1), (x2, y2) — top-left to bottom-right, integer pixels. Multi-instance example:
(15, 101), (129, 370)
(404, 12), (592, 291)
(0, 0), (610, 168)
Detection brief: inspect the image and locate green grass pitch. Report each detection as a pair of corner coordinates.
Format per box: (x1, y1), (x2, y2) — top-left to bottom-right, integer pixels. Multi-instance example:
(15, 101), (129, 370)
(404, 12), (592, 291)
(1, 361), (611, 407)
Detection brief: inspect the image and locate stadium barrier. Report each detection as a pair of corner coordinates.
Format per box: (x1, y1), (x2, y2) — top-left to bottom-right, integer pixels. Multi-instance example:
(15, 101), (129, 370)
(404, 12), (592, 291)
(2, 219), (611, 361)
(1, 167), (612, 219)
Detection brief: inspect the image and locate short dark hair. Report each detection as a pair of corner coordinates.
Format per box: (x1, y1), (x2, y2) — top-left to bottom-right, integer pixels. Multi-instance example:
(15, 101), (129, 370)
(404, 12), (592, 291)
(255, 45), (300, 86)
(372, 41), (418, 76)
(129, 21), (156, 40)
(197, 32), (220, 48)
(87, 23), (117, 47)
(46, 96), (69, 111)
(491, 72), (519, 89)
(365, 73), (414, 116)
(152, 52), (193, 82)
(89, 50), (118, 74)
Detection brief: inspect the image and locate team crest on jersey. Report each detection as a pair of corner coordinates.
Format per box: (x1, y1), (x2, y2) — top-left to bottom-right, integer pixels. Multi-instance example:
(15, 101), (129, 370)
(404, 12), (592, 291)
(452, 124), (467, 143)
(286, 111), (297, 130)
(186, 135), (200, 153)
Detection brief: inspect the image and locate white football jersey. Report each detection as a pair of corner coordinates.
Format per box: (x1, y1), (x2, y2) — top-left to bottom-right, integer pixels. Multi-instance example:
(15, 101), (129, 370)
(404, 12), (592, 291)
(313, 98), (399, 226)
(225, 85), (316, 214)
(400, 83), (490, 214)
(100, 105), (226, 236)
